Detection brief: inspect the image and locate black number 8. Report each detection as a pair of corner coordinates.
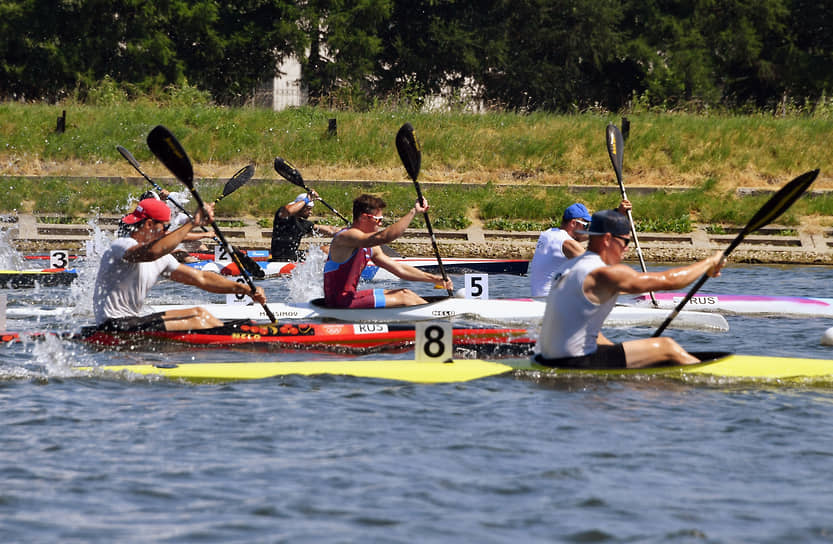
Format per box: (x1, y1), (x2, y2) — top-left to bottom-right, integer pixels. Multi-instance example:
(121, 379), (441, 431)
(423, 325), (446, 358)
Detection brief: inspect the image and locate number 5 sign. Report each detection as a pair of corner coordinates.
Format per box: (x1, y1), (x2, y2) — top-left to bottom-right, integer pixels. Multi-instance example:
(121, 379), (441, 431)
(415, 322), (453, 362)
(464, 273), (489, 299)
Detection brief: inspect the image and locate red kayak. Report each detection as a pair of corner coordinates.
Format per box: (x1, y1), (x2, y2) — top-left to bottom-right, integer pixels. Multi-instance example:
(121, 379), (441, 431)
(2, 321), (535, 357)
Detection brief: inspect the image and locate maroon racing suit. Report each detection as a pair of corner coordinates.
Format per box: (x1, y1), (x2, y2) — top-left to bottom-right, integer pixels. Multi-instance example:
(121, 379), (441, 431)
(323, 230), (385, 308)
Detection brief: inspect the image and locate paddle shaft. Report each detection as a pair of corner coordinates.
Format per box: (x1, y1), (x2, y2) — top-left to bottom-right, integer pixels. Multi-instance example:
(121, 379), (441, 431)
(146, 126), (273, 320)
(606, 124), (656, 305)
(185, 187), (275, 321)
(395, 123), (452, 295)
(413, 184), (453, 296)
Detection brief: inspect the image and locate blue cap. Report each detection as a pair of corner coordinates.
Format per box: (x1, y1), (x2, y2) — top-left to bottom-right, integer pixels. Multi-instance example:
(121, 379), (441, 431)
(579, 209), (630, 236)
(562, 203), (591, 222)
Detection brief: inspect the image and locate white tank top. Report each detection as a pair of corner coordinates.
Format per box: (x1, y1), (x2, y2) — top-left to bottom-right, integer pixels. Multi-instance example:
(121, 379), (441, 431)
(93, 237), (180, 325)
(535, 252), (619, 358)
(528, 228), (573, 297)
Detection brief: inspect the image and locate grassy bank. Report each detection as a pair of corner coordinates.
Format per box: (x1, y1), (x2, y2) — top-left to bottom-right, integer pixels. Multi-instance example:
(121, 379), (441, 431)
(1, 103), (832, 232)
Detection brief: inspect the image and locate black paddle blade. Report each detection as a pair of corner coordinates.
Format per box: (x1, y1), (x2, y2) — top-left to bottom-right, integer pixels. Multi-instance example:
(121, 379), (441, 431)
(147, 125), (194, 187)
(219, 164), (255, 200)
(274, 157), (306, 188)
(116, 145), (143, 171)
(606, 123), (624, 181)
(730, 169), (819, 252)
(396, 123), (421, 182)
(233, 247), (265, 279)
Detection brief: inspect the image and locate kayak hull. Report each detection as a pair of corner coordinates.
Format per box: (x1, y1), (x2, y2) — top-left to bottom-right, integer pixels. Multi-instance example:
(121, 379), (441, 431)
(519, 352), (833, 381)
(629, 292), (833, 318)
(145, 297), (729, 331)
(0, 269), (77, 288)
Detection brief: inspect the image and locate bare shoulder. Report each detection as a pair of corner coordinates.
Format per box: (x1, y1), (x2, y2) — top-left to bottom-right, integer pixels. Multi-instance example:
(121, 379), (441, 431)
(591, 263), (637, 283)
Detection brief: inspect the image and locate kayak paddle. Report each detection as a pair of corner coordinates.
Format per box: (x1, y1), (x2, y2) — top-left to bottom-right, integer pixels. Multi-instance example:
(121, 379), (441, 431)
(395, 123), (452, 296)
(653, 168), (820, 336)
(273, 157), (401, 257)
(146, 125), (274, 321)
(606, 123), (657, 306)
(117, 145), (263, 278)
(274, 157), (349, 222)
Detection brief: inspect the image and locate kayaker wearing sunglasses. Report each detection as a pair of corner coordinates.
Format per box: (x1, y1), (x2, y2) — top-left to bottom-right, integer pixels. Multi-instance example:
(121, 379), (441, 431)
(535, 209), (725, 369)
(323, 193), (452, 309)
(93, 198), (266, 333)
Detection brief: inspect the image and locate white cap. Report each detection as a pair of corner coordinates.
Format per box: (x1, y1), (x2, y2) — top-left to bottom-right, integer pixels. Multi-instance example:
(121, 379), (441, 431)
(293, 193), (314, 207)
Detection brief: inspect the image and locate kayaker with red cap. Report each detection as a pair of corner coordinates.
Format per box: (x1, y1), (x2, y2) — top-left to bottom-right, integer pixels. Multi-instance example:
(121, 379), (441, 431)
(534, 208), (724, 369)
(93, 198), (266, 332)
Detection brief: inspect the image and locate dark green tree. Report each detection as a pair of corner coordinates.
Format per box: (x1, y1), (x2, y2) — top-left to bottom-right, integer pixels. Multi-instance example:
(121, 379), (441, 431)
(298, 0), (392, 103)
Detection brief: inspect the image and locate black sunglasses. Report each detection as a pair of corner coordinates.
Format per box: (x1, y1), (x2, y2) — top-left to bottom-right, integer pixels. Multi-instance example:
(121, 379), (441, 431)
(613, 234), (631, 247)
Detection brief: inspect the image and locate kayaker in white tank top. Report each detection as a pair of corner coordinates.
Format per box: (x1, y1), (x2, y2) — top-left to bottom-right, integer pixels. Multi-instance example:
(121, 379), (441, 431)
(534, 209), (726, 369)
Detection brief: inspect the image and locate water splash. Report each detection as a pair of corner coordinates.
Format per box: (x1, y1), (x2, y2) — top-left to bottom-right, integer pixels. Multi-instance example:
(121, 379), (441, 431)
(0, 221), (24, 270)
(68, 214), (113, 318)
(286, 245), (327, 302)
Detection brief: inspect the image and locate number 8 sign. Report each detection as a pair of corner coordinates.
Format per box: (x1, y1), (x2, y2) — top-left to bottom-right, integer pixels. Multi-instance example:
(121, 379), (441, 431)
(415, 322), (453, 362)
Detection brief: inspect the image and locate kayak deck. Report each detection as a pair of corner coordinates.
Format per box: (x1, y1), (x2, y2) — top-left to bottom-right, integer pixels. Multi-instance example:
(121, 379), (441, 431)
(85, 359), (515, 384)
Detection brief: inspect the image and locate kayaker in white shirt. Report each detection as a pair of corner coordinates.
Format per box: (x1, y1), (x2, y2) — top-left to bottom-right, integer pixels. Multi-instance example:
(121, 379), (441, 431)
(529, 200), (631, 297)
(534, 209), (724, 369)
(93, 198), (266, 332)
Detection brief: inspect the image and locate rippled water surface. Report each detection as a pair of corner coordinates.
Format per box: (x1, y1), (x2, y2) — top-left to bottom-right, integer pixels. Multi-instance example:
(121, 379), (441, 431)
(3, 261), (833, 542)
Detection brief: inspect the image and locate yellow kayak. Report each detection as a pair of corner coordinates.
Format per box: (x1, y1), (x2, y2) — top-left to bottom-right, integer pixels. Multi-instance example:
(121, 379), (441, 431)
(521, 352), (833, 383)
(80, 353), (833, 385)
(83, 358), (515, 384)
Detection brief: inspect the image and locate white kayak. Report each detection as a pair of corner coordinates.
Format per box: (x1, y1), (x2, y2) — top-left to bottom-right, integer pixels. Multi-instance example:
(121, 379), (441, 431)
(191, 257), (529, 282)
(628, 292), (833, 318)
(137, 297), (728, 331)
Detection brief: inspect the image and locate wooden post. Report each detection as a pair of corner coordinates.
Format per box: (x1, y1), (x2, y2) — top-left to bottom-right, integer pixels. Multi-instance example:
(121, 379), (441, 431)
(56, 110), (66, 133)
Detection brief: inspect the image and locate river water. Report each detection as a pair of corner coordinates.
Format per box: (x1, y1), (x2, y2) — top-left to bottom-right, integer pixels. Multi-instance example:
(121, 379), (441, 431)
(2, 251), (833, 542)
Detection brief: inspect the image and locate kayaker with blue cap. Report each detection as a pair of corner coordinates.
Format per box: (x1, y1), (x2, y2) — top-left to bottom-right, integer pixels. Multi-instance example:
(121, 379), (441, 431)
(529, 200), (631, 297)
(93, 198), (266, 333)
(534, 208), (725, 369)
(270, 190), (339, 261)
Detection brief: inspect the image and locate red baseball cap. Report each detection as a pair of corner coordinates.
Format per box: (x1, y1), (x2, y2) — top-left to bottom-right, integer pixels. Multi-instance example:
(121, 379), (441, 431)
(121, 198), (171, 225)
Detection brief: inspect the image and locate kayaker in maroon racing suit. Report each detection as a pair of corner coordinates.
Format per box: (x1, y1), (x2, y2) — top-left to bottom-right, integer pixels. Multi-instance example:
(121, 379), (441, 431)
(93, 198), (266, 332)
(323, 194), (452, 308)
(534, 209), (725, 369)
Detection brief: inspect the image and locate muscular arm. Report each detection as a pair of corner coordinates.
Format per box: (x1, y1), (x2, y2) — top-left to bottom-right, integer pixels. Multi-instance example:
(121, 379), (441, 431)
(586, 251), (724, 303)
(169, 265), (267, 302)
(372, 250), (450, 286)
(124, 219), (195, 262)
(562, 238), (585, 259)
(329, 208), (417, 261)
(313, 224), (340, 236)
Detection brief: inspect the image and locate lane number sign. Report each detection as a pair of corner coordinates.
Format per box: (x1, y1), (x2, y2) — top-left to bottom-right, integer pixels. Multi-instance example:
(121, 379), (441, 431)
(415, 322), (453, 362)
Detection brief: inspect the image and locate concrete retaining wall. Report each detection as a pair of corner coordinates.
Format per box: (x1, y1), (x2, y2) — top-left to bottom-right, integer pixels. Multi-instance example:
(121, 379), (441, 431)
(3, 213), (833, 265)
